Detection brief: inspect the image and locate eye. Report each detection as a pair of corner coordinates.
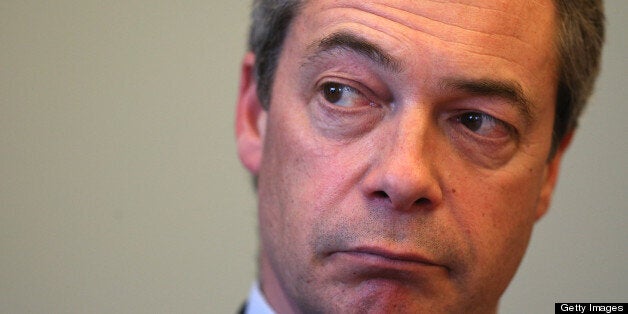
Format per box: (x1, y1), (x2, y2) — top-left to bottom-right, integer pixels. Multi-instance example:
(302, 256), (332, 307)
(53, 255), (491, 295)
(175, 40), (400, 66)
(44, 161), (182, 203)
(456, 111), (513, 139)
(321, 82), (372, 108)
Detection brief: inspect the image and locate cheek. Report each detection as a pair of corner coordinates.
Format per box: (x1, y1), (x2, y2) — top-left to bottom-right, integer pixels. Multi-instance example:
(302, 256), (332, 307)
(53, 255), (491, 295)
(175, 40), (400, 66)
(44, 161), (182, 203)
(264, 99), (372, 198)
(455, 166), (543, 240)
(447, 161), (546, 287)
(256, 104), (352, 235)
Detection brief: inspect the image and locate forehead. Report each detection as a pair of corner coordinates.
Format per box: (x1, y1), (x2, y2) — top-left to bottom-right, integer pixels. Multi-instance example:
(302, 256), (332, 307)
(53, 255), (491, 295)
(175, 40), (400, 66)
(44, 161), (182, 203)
(295, 0), (557, 46)
(287, 0), (558, 104)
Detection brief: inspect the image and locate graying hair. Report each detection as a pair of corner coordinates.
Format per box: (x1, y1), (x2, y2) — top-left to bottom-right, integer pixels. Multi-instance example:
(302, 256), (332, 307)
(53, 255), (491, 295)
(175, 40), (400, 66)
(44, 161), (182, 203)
(247, 0), (605, 153)
(553, 0), (605, 153)
(248, 0), (303, 109)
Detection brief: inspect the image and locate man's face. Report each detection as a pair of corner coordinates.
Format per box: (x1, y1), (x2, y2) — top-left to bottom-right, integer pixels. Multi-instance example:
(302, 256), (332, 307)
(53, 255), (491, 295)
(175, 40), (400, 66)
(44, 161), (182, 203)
(237, 0), (565, 313)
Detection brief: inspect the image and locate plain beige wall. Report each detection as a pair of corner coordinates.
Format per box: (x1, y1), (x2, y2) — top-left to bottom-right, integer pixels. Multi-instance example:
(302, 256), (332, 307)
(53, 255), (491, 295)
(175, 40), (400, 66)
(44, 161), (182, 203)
(1, 1), (625, 313)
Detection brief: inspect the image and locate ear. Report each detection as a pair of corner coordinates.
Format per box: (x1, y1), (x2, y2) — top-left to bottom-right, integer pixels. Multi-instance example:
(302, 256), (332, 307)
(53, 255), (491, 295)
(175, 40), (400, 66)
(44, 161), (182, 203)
(235, 52), (267, 175)
(534, 132), (574, 220)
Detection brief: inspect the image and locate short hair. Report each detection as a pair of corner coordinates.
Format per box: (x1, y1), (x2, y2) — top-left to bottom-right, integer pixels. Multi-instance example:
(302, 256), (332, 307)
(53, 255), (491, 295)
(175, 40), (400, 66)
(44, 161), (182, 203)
(248, 0), (302, 110)
(553, 0), (605, 154)
(247, 0), (605, 154)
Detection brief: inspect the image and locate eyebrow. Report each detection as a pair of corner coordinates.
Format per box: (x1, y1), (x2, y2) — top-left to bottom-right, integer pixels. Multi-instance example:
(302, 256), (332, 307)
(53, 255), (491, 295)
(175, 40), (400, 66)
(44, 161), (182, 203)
(440, 78), (535, 124)
(303, 32), (534, 124)
(303, 31), (402, 73)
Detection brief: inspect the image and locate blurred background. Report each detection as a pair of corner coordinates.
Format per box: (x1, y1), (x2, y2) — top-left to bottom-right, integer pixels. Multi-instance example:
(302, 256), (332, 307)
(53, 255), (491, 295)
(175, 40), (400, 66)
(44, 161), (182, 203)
(1, 1), (625, 313)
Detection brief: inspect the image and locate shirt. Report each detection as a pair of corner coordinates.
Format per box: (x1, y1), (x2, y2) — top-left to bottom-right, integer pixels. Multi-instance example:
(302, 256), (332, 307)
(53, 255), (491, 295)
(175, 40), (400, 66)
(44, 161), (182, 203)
(245, 282), (276, 314)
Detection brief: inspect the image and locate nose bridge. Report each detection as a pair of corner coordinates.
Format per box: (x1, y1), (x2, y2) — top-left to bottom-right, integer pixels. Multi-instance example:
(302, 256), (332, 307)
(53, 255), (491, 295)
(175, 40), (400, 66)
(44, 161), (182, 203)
(363, 106), (443, 211)
(387, 108), (436, 182)
(390, 110), (431, 168)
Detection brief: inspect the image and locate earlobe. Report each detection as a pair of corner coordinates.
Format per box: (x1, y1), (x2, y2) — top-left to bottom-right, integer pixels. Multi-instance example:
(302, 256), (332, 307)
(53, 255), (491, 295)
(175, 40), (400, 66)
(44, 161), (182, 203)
(235, 52), (267, 174)
(535, 132), (574, 220)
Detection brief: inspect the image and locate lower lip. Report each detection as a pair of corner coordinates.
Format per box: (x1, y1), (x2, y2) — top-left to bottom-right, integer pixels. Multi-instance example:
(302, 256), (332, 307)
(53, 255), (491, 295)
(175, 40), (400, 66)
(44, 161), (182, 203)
(330, 251), (442, 273)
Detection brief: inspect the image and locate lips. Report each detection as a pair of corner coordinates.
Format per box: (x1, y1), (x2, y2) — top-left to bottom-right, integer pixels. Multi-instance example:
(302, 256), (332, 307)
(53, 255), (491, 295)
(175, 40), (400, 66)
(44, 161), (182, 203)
(333, 246), (442, 268)
(325, 246), (448, 285)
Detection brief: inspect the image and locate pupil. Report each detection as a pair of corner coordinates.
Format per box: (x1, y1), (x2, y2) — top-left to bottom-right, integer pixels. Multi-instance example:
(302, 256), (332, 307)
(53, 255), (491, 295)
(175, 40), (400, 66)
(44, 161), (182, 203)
(461, 113), (483, 131)
(323, 83), (343, 103)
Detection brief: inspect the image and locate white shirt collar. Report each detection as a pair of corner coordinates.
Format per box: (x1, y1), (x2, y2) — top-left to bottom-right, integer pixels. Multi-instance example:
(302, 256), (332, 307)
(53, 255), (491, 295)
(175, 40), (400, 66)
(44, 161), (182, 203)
(245, 282), (276, 314)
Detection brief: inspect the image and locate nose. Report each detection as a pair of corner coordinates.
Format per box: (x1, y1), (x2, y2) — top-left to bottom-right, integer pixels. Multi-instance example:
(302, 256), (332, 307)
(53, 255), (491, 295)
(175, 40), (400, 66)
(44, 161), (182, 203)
(360, 111), (443, 212)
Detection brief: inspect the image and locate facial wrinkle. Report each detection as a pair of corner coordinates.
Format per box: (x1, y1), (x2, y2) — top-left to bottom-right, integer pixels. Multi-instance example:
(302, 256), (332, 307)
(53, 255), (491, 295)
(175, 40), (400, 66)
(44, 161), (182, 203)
(309, 206), (475, 277)
(316, 4), (533, 69)
(335, 0), (530, 42)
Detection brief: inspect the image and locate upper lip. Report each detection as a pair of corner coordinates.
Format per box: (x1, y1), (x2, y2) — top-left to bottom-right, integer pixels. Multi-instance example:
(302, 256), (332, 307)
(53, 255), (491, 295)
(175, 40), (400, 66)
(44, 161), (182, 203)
(340, 246), (439, 267)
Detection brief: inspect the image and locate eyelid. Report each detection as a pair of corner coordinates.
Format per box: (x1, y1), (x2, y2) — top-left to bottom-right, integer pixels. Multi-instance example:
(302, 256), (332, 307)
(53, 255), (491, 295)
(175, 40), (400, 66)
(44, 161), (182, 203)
(316, 77), (381, 107)
(465, 112), (508, 129)
(483, 113), (517, 137)
(454, 110), (518, 140)
(458, 108), (517, 130)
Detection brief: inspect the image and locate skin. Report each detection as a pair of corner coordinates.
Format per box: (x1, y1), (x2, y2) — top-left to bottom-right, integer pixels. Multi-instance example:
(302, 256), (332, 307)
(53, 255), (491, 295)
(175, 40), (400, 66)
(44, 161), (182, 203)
(236, 0), (571, 313)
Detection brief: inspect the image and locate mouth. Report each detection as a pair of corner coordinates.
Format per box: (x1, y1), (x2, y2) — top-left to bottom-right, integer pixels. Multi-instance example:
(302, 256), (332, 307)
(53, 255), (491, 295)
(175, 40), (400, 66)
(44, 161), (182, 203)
(324, 246), (449, 285)
(330, 246), (445, 271)
(357, 247), (437, 264)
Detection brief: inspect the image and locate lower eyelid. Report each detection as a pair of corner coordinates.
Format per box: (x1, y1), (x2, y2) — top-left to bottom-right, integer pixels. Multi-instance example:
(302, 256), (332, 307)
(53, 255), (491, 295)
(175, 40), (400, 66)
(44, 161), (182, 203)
(489, 116), (517, 137)
(468, 112), (514, 133)
(317, 77), (383, 102)
(320, 83), (373, 108)
(449, 115), (512, 141)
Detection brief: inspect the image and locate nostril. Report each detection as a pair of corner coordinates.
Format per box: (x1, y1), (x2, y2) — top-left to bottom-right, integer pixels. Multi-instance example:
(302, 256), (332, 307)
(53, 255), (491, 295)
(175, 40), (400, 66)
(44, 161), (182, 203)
(373, 190), (389, 199)
(371, 191), (431, 206)
(415, 197), (431, 206)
